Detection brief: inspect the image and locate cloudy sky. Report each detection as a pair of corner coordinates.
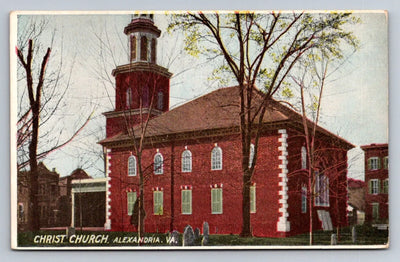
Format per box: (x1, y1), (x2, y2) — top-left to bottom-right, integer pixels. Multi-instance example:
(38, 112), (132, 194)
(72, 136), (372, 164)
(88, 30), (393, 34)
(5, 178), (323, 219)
(12, 11), (388, 180)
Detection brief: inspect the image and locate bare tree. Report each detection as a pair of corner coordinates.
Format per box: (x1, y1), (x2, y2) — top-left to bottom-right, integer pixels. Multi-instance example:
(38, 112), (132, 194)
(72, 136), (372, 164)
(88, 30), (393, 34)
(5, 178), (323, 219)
(169, 11), (359, 237)
(285, 46), (358, 244)
(16, 18), (91, 230)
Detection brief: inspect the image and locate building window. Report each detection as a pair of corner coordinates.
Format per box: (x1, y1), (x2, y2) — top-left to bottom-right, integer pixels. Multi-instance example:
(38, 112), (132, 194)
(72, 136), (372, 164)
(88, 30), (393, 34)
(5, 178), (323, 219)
(382, 179), (389, 194)
(126, 88), (133, 108)
(140, 36), (148, 61)
(157, 91), (163, 110)
(301, 185), (307, 213)
(181, 189), (192, 214)
(151, 38), (156, 63)
(127, 191), (137, 216)
(211, 145), (222, 170)
(130, 35), (136, 62)
(369, 179), (380, 195)
(250, 185), (256, 213)
(249, 144), (255, 168)
(368, 157), (381, 170)
(383, 156), (388, 169)
(315, 172), (329, 207)
(181, 149), (192, 173)
(301, 146), (307, 169)
(154, 153), (163, 175)
(211, 188), (223, 214)
(372, 203), (379, 220)
(153, 191), (163, 215)
(128, 155), (137, 176)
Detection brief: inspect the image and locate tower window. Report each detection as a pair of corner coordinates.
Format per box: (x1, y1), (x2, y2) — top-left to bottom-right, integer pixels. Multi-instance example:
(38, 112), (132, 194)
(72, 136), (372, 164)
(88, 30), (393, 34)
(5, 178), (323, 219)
(151, 38), (156, 63)
(140, 36), (148, 61)
(126, 88), (133, 108)
(130, 35), (137, 62)
(157, 91), (163, 110)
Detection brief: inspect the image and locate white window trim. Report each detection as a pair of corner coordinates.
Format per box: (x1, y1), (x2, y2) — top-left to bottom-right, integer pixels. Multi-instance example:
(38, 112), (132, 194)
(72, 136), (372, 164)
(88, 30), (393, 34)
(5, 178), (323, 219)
(181, 149), (192, 173)
(383, 156), (388, 169)
(250, 185), (256, 213)
(301, 185), (307, 213)
(127, 191), (137, 216)
(368, 157), (381, 170)
(181, 189), (192, 215)
(249, 144), (255, 168)
(153, 191), (163, 215)
(154, 153), (164, 175)
(128, 155), (137, 176)
(211, 188), (223, 214)
(211, 146), (223, 171)
(301, 146), (307, 169)
(383, 179), (389, 194)
(370, 179), (380, 195)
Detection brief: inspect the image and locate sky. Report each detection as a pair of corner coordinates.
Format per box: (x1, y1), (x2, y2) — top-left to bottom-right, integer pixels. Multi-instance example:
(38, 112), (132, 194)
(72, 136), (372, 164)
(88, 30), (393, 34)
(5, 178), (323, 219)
(12, 11), (388, 180)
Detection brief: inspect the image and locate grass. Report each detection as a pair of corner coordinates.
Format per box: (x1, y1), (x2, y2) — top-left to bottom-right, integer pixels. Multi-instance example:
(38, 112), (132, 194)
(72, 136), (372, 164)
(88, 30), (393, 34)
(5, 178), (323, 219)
(17, 225), (388, 248)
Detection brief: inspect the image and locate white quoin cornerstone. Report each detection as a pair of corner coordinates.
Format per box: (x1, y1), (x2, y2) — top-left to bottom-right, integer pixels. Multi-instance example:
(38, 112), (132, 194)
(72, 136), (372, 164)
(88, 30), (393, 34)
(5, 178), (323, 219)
(277, 129), (290, 232)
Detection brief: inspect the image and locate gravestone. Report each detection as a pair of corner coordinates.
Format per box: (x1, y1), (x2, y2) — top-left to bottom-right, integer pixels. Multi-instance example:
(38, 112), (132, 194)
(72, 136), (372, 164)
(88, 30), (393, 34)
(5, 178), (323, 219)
(183, 225), (195, 246)
(66, 227), (75, 239)
(352, 226), (357, 244)
(194, 228), (201, 245)
(331, 233), (337, 245)
(202, 222), (209, 246)
(169, 230), (180, 246)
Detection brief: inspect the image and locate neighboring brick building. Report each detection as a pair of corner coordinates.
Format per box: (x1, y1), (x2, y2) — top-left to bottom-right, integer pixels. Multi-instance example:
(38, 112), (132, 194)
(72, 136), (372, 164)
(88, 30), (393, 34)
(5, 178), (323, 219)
(99, 15), (353, 237)
(17, 162), (60, 230)
(361, 143), (388, 225)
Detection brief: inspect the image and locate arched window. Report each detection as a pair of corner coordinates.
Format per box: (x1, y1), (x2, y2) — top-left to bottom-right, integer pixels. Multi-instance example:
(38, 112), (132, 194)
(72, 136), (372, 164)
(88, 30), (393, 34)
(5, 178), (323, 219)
(130, 35), (136, 62)
(157, 91), (163, 110)
(151, 38), (156, 63)
(128, 155), (136, 176)
(182, 149), (192, 172)
(140, 36), (148, 61)
(154, 153), (163, 174)
(249, 144), (255, 168)
(211, 146), (222, 170)
(301, 146), (307, 169)
(126, 88), (133, 108)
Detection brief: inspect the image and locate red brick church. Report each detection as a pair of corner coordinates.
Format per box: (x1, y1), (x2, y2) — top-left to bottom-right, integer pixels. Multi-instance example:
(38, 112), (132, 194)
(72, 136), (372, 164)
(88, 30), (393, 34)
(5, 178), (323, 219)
(99, 14), (352, 237)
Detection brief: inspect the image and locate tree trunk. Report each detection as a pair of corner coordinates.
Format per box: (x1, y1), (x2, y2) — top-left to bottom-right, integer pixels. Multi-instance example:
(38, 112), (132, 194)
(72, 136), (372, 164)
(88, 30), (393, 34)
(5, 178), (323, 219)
(240, 170), (252, 237)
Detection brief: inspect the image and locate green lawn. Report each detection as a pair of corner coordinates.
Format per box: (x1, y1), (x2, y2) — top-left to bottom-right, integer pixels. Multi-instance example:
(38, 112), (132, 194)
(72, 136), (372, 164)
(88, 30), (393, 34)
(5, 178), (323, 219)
(17, 225), (388, 248)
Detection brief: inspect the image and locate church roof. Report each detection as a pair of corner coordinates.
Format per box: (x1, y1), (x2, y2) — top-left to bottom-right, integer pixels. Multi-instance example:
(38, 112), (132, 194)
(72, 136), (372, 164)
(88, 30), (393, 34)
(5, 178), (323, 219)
(99, 86), (353, 149)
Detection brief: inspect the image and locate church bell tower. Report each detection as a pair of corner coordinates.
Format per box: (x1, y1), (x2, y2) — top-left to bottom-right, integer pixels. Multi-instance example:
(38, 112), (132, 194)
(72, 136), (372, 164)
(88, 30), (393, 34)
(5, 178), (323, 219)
(105, 14), (172, 138)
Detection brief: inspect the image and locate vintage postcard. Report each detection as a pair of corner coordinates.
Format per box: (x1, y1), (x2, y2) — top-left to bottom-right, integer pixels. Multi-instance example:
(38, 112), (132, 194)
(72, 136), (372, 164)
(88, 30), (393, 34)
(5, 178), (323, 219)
(10, 10), (388, 249)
